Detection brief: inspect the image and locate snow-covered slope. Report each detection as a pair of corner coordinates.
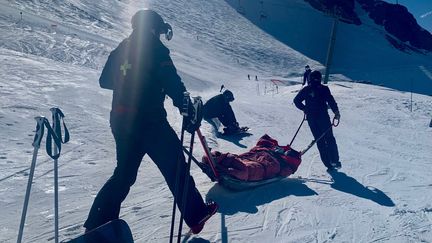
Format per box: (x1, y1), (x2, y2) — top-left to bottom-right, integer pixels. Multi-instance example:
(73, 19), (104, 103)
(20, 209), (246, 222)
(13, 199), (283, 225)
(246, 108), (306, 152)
(1, 0), (432, 243)
(225, 0), (432, 95)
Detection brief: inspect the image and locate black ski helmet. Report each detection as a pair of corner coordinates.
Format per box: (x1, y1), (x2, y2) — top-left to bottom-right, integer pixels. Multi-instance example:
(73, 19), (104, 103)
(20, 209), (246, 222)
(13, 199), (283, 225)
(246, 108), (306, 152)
(223, 90), (234, 102)
(309, 70), (322, 85)
(305, 65), (310, 70)
(131, 9), (173, 40)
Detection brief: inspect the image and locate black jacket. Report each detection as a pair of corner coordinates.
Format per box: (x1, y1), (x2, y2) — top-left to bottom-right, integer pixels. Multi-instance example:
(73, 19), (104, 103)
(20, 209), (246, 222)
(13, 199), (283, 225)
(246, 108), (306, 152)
(99, 29), (186, 133)
(203, 94), (235, 120)
(303, 69), (311, 86)
(293, 84), (339, 116)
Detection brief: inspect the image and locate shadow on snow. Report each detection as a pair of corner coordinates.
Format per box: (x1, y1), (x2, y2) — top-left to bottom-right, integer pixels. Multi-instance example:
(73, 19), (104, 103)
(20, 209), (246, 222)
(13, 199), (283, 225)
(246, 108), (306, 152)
(328, 170), (395, 207)
(206, 178), (317, 215)
(216, 132), (253, 148)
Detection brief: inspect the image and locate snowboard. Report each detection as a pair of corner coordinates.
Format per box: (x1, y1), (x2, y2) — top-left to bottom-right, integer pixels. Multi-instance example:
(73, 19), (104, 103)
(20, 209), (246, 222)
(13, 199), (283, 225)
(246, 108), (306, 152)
(63, 219), (133, 243)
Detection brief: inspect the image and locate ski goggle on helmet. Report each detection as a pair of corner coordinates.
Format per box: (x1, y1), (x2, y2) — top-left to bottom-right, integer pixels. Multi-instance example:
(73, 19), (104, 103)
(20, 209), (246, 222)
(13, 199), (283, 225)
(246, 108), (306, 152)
(131, 9), (173, 41)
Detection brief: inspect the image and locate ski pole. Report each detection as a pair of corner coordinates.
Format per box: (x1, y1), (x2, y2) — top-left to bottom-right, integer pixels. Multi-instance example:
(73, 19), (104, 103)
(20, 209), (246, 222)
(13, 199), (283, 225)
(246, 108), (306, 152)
(51, 108), (60, 243)
(301, 118), (339, 156)
(177, 131), (196, 243)
(17, 116), (46, 243)
(289, 113), (306, 146)
(176, 96), (203, 242)
(50, 107), (69, 243)
(169, 118), (186, 243)
(169, 92), (190, 243)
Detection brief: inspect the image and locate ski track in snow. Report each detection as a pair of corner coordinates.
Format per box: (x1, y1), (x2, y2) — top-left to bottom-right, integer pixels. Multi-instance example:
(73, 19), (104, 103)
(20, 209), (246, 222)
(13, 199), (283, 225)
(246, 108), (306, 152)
(1, 0), (432, 243)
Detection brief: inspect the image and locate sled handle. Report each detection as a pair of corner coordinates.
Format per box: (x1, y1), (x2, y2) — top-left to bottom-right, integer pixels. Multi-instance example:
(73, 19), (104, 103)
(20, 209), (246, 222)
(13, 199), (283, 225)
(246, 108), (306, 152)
(197, 129), (220, 180)
(289, 113), (306, 146)
(300, 118), (339, 156)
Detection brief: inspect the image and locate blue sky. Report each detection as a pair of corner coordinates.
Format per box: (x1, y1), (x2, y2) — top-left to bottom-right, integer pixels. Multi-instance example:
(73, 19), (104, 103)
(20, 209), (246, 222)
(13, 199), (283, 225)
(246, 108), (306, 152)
(383, 0), (432, 32)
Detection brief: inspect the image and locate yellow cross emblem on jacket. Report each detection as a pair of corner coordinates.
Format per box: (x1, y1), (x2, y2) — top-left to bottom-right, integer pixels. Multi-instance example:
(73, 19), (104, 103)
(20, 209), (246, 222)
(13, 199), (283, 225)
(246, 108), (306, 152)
(309, 91), (315, 98)
(120, 60), (131, 76)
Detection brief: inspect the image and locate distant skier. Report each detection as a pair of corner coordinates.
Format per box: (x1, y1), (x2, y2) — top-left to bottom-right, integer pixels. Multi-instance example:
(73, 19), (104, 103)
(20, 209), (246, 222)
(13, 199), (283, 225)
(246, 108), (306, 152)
(303, 65), (311, 86)
(203, 90), (245, 135)
(84, 9), (217, 235)
(294, 70), (341, 170)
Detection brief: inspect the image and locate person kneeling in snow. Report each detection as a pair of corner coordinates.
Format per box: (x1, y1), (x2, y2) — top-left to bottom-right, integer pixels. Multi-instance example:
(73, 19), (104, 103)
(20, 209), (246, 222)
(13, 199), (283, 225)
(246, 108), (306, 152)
(203, 90), (242, 134)
(293, 70), (341, 171)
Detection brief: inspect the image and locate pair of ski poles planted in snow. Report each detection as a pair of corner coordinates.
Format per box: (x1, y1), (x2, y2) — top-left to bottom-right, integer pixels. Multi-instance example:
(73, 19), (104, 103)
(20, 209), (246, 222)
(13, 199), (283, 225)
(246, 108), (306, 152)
(169, 92), (219, 243)
(17, 108), (69, 243)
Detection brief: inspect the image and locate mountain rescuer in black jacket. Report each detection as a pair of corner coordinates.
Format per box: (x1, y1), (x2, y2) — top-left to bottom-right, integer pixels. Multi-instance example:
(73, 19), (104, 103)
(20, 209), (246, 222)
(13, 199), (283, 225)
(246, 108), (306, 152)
(203, 90), (240, 133)
(294, 70), (341, 170)
(84, 9), (217, 234)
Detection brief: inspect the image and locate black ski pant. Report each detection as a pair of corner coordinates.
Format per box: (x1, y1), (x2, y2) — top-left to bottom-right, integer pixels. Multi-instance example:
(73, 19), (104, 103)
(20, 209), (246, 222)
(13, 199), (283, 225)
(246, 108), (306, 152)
(306, 113), (339, 168)
(84, 120), (207, 230)
(203, 111), (236, 129)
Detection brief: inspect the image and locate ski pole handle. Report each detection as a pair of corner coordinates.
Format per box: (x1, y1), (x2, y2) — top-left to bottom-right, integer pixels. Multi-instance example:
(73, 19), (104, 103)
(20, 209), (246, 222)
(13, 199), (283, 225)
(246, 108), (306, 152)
(50, 107), (70, 144)
(50, 107), (62, 141)
(32, 116), (46, 149)
(181, 92), (190, 117)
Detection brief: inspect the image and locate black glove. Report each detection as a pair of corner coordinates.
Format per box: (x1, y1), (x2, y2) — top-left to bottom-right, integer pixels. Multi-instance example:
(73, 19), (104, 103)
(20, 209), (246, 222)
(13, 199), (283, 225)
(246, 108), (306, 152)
(334, 110), (341, 120)
(183, 97), (203, 134)
(230, 121), (239, 130)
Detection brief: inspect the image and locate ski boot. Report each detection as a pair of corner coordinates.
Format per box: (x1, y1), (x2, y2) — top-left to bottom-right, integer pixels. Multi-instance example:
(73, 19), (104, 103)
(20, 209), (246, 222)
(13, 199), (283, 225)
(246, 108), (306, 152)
(190, 201), (218, 234)
(330, 161), (342, 170)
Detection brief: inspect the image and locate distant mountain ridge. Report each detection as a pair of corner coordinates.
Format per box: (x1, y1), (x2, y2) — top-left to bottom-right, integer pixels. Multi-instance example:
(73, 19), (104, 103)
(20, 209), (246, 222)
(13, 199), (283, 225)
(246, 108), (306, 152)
(304, 0), (432, 53)
(357, 0), (432, 52)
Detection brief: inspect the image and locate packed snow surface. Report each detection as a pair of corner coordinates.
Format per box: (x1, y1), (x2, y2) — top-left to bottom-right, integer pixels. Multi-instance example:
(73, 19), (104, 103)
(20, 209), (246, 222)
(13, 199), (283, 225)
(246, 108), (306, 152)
(0, 0), (431, 242)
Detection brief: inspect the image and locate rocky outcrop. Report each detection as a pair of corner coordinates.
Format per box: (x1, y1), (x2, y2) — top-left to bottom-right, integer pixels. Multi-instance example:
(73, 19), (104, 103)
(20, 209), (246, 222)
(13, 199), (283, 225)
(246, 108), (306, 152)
(304, 0), (361, 25)
(304, 0), (432, 52)
(357, 0), (432, 52)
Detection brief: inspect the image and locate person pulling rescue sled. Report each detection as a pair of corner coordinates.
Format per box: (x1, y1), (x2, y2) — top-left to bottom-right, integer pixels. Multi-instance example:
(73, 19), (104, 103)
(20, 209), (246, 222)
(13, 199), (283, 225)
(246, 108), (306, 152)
(203, 90), (247, 135)
(293, 70), (341, 171)
(84, 9), (217, 236)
